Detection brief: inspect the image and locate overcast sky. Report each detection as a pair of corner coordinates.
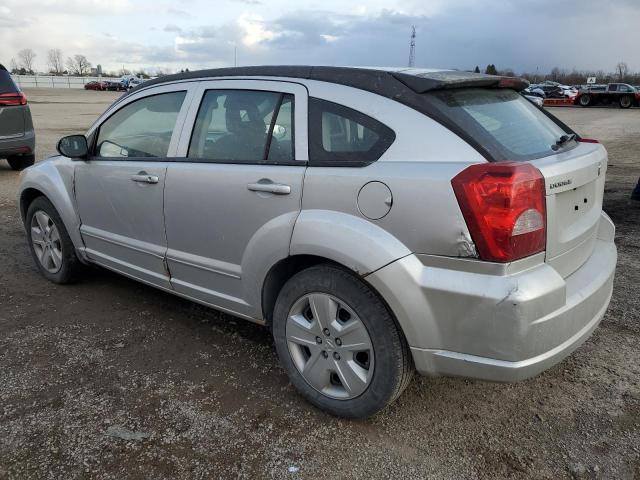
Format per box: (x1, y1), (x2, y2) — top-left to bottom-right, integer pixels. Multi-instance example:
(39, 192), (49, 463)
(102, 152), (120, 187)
(1, 0), (638, 75)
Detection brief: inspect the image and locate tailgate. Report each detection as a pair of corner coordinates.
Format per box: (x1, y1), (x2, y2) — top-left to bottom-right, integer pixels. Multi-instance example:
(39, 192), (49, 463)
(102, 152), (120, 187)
(531, 142), (607, 278)
(0, 105), (26, 140)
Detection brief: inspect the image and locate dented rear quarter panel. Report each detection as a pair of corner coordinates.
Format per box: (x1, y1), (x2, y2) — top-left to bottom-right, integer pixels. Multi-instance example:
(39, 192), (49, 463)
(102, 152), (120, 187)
(294, 160), (481, 275)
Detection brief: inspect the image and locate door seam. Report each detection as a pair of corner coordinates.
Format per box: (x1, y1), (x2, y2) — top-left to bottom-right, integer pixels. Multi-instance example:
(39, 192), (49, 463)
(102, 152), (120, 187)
(160, 165), (173, 282)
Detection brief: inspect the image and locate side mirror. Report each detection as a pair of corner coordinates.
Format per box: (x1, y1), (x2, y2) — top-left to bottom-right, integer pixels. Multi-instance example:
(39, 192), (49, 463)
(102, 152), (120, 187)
(57, 135), (88, 159)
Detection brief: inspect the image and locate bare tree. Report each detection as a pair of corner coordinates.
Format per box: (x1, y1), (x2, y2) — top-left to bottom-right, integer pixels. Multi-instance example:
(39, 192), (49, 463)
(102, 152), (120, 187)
(47, 48), (64, 75)
(616, 62), (628, 82)
(9, 58), (19, 73)
(550, 67), (563, 82)
(17, 48), (37, 73)
(66, 54), (92, 76)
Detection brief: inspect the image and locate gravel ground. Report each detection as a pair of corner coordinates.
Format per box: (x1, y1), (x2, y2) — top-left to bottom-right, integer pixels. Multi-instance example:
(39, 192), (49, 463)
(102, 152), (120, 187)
(0, 89), (638, 479)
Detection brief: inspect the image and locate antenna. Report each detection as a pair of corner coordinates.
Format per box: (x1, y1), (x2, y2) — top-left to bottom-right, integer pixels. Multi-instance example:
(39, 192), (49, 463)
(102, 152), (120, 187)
(408, 25), (416, 68)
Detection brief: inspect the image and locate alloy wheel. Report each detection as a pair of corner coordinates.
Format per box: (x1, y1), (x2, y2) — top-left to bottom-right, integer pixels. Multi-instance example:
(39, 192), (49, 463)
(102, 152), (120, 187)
(286, 292), (374, 400)
(30, 210), (63, 274)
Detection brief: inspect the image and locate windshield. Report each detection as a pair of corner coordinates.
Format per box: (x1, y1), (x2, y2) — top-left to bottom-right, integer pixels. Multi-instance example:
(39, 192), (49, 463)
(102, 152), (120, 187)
(427, 88), (569, 161)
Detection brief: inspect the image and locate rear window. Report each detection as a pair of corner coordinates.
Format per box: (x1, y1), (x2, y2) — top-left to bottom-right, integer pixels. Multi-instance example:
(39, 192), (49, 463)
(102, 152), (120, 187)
(0, 70), (19, 94)
(427, 88), (568, 161)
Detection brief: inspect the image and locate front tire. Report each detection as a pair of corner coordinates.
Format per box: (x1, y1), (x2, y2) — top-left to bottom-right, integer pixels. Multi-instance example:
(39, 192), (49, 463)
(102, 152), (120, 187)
(25, 196), (84, 284)
(272, 264), (413, 418)
(7, 154), (35, 171)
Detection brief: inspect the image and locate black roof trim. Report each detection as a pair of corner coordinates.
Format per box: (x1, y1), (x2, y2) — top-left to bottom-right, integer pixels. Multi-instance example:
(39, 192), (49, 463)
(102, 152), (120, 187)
(122, 66), (532, 163)
(0, 64), (7, 72)
(127, 65), (528, 97)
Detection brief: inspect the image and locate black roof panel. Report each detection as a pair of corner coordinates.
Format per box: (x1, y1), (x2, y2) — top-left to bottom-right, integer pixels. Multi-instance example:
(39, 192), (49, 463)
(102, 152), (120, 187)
(127, 65), (527, 98)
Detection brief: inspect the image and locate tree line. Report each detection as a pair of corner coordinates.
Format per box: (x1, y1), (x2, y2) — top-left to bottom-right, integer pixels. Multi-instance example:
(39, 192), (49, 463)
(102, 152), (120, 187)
(473, 62), (639, 85)
(10, 48), (94, 76)
(7, 48), (154, 78)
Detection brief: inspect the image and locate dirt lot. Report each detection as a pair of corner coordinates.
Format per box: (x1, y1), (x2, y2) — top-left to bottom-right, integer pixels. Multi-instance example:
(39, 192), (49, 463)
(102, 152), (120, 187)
(1, 89), (638, 479)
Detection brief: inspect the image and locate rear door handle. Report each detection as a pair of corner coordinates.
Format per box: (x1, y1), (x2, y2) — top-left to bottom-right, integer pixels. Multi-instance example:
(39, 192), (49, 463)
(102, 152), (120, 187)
(247, 182), (291, 195)
(131, 173), (159, 184)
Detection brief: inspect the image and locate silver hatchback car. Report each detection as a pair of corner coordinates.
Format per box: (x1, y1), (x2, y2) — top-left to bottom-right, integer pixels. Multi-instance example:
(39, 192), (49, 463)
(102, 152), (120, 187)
(18, 67), (617, 418)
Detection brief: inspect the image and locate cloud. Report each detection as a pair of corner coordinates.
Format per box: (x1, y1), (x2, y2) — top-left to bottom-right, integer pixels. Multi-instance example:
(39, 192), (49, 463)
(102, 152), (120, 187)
(164, 24), (183, 33)
(166, 7), (191, 18)
(2, 0), (639, 74)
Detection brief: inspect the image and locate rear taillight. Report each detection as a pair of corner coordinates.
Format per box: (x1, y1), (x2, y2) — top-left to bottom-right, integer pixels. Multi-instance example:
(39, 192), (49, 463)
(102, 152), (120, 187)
(0, 91), (27, 106)
(451, 162), (546, 262)
(578, 138), (599, 144)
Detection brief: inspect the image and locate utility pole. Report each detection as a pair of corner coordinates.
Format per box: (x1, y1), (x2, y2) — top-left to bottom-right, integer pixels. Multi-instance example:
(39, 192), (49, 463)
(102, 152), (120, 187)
(408, 25), (416, 68)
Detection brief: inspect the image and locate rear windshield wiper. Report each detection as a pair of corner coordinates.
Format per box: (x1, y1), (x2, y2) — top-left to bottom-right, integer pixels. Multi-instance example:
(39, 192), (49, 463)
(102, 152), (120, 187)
(551, 133), (577, 151)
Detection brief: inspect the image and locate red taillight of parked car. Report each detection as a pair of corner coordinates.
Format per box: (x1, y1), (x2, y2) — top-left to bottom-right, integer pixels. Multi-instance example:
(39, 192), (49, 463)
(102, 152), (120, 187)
(451, 162), (546, 262)
(578, 138), (599, 144)
(0, 91), (27, 106)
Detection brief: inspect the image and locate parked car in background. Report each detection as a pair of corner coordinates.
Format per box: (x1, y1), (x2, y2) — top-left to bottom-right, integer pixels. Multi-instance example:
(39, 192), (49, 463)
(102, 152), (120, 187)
(559, 85), (578, 99)
(126, 78), (145, 90)
(576, 83), (640, 108)
(532, 83), (576, 99)
(18, 67), (617, 418)
(103, 81), (126, 92)
(522, 91), (544, 107)
(84, 81), (106, 91)
(0, 64), (35, 170)
(524, 86), (545, 98)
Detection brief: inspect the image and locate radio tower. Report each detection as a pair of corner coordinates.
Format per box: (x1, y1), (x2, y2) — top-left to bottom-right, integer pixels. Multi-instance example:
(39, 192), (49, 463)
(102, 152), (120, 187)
(408, 26), (416, 67)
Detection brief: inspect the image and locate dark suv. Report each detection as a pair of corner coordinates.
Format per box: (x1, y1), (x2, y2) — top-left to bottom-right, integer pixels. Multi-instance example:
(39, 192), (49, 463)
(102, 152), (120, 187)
(0, 64), (35, 170)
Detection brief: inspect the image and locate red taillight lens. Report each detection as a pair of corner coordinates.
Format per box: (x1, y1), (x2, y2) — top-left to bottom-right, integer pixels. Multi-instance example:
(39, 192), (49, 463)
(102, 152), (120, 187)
(0, 91), (27, 106)
(452, 162), (546, 262)
(578, 138), (599, 144)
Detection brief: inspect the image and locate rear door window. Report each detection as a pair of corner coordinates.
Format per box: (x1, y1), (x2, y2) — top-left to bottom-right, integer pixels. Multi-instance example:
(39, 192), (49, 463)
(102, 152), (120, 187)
(188, 90), (294, 163)
(308, 98), (395, 166)
(427, 88), (567, 161)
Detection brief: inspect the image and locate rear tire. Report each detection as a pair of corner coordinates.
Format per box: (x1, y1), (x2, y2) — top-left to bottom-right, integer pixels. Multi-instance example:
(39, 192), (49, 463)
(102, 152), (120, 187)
(25, 196), (84, 284)
(619, 95), (632, 109)
(579, 94), (591, 107)
(272, 264), (413, 418)
(7, 154), (35, 171)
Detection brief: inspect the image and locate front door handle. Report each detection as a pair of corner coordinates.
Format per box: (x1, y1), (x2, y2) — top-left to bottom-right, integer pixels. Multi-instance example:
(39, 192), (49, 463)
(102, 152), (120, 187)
(247, 182), (291, 195)
(131, 173), (159, 184)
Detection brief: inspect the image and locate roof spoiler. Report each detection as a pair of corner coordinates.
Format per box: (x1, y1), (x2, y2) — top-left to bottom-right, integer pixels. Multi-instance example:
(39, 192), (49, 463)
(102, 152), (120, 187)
(392, 71), (529, 93)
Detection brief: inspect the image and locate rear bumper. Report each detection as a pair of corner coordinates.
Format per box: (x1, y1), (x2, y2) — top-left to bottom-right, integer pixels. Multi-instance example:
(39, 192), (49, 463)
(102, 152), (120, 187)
(367, 212), (617, 382)
(0, 128), (35, 158)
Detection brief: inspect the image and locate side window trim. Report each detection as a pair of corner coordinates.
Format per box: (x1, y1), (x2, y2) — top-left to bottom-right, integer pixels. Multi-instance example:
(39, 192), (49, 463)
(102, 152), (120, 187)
(87, 84), (196, 161)
(308, 97), (396, 167)
(263, 93), (285, 161)
(174, 79), (309, 164)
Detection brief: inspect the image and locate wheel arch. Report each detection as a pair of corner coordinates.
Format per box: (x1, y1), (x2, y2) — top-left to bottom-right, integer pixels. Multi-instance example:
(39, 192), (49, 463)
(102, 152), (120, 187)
(261, 254), (341, 327)
(261, 254), (411, 353)
(18, 158), (85, 255)
(19, 187), (46, 221)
